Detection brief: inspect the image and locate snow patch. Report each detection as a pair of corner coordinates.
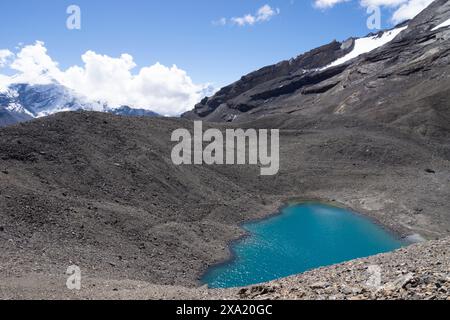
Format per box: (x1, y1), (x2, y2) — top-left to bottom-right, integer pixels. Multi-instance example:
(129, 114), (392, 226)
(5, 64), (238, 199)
(432, 18), (450, 31)
(6, 102), (35, 117)
(322, 26), (408, 70)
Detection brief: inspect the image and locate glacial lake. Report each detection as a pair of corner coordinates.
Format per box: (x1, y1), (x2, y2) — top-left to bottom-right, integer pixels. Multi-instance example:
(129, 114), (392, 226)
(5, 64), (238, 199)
(202, 203), (406, 289)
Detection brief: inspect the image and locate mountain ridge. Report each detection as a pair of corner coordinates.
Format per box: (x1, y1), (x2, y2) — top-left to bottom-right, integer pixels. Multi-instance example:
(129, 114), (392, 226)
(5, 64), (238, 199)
(183, 0), (450, 146)
(0, 82), (159, 127)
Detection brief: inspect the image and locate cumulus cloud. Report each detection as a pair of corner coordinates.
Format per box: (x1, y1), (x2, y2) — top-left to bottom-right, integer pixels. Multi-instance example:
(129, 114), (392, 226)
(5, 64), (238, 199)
(314, 0), (350, 9)
(390, 0), (434, 24)
(215, 4), (280, 27)
(0, 41), (212, 116)
(0, 49), (14, 68)
(314, 0), (434, 24)
(256, 4), (281, 22)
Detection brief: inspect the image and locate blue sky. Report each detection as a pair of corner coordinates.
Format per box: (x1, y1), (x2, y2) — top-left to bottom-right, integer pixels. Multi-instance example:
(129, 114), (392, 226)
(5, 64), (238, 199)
(0, 0), (403, 86)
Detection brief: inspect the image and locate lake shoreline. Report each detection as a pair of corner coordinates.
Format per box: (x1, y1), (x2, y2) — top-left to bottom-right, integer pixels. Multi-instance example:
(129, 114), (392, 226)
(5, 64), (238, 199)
(200, 198), (411, 289)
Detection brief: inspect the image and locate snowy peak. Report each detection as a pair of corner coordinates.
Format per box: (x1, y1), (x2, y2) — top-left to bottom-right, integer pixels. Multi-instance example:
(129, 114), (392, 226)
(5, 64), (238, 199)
(0, 83), (159, 126)
(5, 83), (105, 118)
(322, 26), (408, 70)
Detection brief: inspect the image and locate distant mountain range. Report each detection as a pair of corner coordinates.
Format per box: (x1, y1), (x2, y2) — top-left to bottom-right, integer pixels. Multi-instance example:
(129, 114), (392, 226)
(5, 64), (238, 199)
(0, 83), (159, 127)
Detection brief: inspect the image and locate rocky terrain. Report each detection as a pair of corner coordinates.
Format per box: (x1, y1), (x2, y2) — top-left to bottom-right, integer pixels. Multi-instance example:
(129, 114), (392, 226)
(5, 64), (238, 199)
(1, 237), (448, 300)
(0, 110), (449, 299)
(0, 0), (449, 300)
(231, 237), (450, 300)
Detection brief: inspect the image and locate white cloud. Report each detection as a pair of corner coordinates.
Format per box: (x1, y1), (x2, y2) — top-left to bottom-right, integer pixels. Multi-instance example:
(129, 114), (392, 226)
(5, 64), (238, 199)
(232, 14), (258, 26)
(314, 0), (350, 9)
(314, 0), (434, 24)
(215, 4), (280, 27)
(0, 41), (212, 116)
(390, 0), (434, 24)
(0, 75), (11, 92)
(0, 49), (14, 68)
(256, 4), (281, 22)
(8, 41), (61, 85)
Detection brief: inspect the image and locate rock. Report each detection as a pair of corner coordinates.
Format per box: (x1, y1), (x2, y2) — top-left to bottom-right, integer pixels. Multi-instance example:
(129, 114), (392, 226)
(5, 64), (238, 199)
(238, 288), (248, 297)
(381, 273), (415, 292)
(340, 285), (354, 295)
(395, 273), (415, 289)
(310, 282), (330, 290)
(250, 285), (274, 296)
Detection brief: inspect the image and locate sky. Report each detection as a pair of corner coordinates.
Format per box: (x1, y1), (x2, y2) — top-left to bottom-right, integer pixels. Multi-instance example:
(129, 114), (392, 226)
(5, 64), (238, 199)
(0, 0), (434, 115)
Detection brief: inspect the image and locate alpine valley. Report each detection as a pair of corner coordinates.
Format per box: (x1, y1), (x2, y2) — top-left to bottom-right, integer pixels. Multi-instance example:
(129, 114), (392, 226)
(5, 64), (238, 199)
(0, 0), (449, 300)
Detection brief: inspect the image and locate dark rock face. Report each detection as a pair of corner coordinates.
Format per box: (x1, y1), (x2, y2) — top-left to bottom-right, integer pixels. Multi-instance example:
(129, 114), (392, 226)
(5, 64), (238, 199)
(183, 0), (450, 143)
(183, 40), (356, 119)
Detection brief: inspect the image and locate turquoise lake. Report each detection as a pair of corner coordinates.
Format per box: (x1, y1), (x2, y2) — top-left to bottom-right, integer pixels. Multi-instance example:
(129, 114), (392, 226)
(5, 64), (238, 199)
(202, 203), (406, 289)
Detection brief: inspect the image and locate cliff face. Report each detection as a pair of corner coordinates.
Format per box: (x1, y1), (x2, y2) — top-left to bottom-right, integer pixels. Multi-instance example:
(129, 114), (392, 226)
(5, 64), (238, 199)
(183, 40), (355, 118)
(184, 0), (450, 143)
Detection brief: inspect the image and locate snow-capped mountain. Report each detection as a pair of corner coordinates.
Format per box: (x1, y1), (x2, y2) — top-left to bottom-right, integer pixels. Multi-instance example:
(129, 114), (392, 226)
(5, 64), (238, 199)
(184, 0), (450, 130)
(320, 25), (408, 70)
(0, 82), (159, 127)
(108, 106), (159, 117)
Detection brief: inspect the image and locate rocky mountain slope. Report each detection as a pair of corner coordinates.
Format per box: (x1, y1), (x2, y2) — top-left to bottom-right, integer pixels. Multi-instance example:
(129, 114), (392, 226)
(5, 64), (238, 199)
(184, 0), (450, 145)
(0, 110), (449, 298)
(0, 0), (449, 300)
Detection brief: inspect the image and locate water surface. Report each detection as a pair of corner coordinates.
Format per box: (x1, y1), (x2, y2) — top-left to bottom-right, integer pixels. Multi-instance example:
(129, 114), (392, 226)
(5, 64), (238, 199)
(202, 203), (405, 288)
